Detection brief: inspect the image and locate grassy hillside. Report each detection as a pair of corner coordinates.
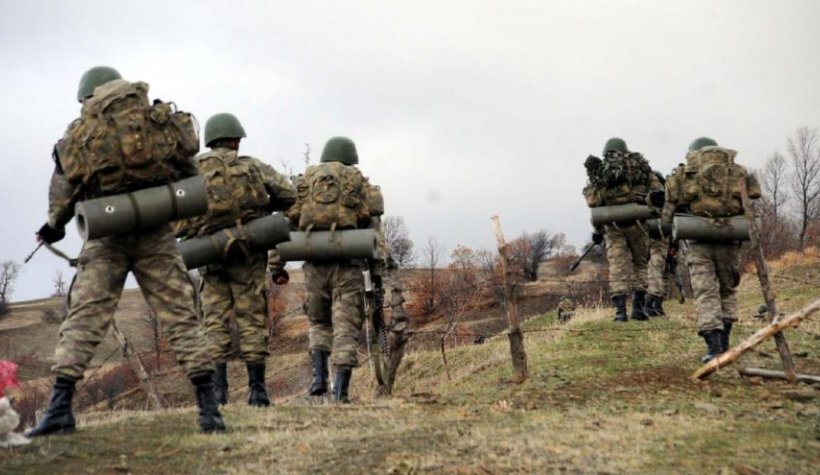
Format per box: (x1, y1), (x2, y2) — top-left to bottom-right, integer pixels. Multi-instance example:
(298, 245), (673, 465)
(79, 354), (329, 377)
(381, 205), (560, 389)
(2, 256), (819, 473)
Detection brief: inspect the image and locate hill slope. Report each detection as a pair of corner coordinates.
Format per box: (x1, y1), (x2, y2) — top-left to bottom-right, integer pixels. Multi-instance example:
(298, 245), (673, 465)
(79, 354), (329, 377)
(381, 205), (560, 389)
(2, 257), (819, 474)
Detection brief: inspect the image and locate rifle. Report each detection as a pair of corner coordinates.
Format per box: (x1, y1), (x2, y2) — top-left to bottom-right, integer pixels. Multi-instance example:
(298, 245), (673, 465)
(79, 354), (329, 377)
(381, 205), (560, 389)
(569, 243), (599, 273)
(362, 268), (386, 386)
(664, 243), (685, 303)
(24, 242), (78, 267)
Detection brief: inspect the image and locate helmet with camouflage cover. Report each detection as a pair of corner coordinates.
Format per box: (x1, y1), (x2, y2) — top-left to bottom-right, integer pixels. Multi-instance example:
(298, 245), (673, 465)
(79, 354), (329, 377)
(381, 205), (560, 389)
(602, 137), (628, 155)
(320, 136), (358, 165)
(688, 137), (718, 151)
(77, 66), (122, 102)
(204, 113), (247, 147)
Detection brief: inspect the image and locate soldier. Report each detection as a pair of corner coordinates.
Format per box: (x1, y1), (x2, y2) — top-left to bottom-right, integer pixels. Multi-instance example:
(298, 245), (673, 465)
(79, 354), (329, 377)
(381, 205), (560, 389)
(662, 137), (761, 362)
(28, 67), (225, 436)
(646, 170), (669, 316)
(174, 113), (296, 407)
(557, 297), (575, 323)
(583, 138), (658, 322)
(287, 137), (383, 403)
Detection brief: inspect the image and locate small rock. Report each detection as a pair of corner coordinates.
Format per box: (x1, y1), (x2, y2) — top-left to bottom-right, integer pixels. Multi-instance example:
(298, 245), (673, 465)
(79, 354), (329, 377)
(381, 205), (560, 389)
(662, 409), (678, 416)
(710, 388), (723, 398)
(694, 401), (723, 414)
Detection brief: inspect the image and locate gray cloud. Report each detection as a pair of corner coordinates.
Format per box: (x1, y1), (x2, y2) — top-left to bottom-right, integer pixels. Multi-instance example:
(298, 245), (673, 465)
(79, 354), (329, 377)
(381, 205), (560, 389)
(1, 0), (819, 300)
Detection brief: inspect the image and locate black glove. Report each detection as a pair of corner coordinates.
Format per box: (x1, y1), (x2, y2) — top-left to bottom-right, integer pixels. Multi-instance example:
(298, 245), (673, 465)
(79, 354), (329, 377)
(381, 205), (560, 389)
(37, 223), (65, 244)
(648, 190), (665, 208)
(271, 269), (290, 286)
(592, 231), (604, 245)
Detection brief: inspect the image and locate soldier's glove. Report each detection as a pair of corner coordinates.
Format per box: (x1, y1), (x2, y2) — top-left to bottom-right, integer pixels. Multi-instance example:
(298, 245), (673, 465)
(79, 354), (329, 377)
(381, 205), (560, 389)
(648, 190), (665, 208)
(591, 231), (604, 245)
(271, 269), (290, 286)
(37, 223), (65, 244)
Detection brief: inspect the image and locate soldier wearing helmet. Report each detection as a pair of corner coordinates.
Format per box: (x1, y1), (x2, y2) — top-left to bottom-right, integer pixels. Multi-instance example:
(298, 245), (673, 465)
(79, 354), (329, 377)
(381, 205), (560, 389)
(29, 66), (225, 436)
(175, 112), (296, 407)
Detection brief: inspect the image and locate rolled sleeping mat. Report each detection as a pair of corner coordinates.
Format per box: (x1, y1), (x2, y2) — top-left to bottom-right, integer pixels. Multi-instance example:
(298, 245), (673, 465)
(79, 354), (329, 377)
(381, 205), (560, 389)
(644, 219), (673, 240)
(276, 229), (377, 261)
(178, 213), (291, 269)
(75, 176), (208, 240)
(590, 203), (656, 227)
(673, 215), (759, 241)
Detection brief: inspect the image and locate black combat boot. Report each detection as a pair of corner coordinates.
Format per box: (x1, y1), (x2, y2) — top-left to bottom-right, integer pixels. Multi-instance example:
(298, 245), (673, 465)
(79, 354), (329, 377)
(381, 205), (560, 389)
(191, 373), (226, 433)
(246, 362), (271, 407)
(308, 350), (330, 396)
(700, 330), (724, 363)
(645, 294), (662, 317)
(26, 376), (78, 437)
(631, 290), (649, 321)
(213, 362), (228, 405)
(612, 295), (628, 322)
(332, 366), (352, 404)
(721, 321), (733, 353)
(655, 296), (666, 316)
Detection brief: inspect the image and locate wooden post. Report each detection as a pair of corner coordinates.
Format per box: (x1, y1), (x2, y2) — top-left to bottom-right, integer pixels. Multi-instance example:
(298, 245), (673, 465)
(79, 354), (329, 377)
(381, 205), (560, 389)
(491, 215), (528, 383)
(377, 282), (409, 396)
(691, 297), (820, 380)
(739, 180), (796, 382)
(111, 321), (163, 410)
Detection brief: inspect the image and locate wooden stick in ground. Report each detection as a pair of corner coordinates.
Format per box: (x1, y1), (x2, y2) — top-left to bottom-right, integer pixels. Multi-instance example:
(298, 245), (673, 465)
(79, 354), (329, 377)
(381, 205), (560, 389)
(739, 179), (796, 382)
(111, 321), (164, 410)
(738, 368), (820, 384)
(491, 215), (528, 383)
(378, 282), (409, 395)
(691, 297), (820, 380)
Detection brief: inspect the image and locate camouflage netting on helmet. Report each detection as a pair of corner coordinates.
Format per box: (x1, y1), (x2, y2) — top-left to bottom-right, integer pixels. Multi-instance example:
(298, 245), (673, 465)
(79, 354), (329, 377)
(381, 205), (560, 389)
(596, 151), (653, 205)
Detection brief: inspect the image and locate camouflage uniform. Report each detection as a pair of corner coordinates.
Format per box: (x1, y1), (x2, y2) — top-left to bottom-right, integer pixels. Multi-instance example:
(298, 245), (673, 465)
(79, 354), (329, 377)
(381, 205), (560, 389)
(189, 149), (296, 364)
(584, 148), (659, 321)
(647, 238), (668, 299)
(29, 69), (224, 436)
(289, 137), (380, 402)
(663, 142), (761, 361)
(557, 297), (575, 322)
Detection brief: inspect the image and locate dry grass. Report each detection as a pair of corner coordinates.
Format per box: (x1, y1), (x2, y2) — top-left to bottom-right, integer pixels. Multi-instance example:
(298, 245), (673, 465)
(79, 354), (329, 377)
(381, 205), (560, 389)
(2, 259), (819, 474)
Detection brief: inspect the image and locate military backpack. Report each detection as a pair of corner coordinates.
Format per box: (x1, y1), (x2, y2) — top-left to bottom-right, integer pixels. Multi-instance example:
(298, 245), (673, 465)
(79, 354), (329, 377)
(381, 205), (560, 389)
(293, 161), (370, 231)
(57, 79), (199, 195)
(175, 150), (272, 238)
(598, 151), (653, 205)
(678, 146), (759, 218)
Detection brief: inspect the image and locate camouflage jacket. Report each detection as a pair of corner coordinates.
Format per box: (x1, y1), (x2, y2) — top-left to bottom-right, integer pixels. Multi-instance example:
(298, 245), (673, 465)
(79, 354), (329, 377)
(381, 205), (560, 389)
(662, 148), (761, 224)
(175, 148), (296, 238)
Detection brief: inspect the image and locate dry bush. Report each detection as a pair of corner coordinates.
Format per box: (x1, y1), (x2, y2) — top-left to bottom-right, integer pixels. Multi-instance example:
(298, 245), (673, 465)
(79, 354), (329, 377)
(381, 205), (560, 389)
(8, 382), (49, 430)
(76, 362), (138, 410)
(40, 304), (67, 323)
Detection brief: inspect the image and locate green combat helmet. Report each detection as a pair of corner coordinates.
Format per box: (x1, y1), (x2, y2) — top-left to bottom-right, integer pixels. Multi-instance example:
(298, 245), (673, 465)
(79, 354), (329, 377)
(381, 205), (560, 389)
(77, 66), (121, 102)
(204, 113), (247, 147)
(320, 136), (358, 165)
(602, 137), (629, 155)
(688, 137), (718, 151)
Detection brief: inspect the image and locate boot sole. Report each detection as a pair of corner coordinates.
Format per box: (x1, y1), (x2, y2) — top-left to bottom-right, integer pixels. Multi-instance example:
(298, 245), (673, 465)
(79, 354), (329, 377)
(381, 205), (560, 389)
(27, 426), (76, 437)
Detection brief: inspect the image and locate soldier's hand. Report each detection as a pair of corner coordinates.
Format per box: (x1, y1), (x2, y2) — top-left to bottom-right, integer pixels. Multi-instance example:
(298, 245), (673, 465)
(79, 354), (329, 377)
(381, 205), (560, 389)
(648, 190), (665, 208)
(591, 231), (604, 245)
(271, 269), (290, 285)
(37, 223), (65, 244)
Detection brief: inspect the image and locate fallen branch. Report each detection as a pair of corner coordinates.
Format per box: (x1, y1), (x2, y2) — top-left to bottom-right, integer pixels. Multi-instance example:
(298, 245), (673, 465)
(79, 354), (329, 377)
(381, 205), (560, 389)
(691, 297), (820, 380)
(739, 368), (820, 384)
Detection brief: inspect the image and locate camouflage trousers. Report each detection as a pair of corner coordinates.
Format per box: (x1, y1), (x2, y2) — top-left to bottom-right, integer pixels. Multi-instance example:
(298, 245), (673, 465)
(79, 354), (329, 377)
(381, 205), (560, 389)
(304, 260), (365, 368)
(53, 225), (213, 380)
(686, 241), (741, 334)
(647, 238), (668, 297)
(200, 252), (269, 363)
(604, 223), (649, 296)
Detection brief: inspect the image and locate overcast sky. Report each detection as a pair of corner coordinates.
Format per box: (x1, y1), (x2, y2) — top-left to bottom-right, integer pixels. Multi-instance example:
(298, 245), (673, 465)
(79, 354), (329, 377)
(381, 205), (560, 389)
(1, 0), (818, 301)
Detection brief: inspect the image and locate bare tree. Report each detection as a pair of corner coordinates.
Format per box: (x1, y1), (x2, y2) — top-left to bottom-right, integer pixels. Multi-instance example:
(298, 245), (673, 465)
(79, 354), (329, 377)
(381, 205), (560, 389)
(0, 260), (21, 314)
(421, 236), (444, 313)
(762, 151), (789, 219)
(509, 230), (566, 281)
(52, 270), (67, 297)
(381, 215), (416, 268)
(788, 126), (820, 250)
(303, 143), (312, 167)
